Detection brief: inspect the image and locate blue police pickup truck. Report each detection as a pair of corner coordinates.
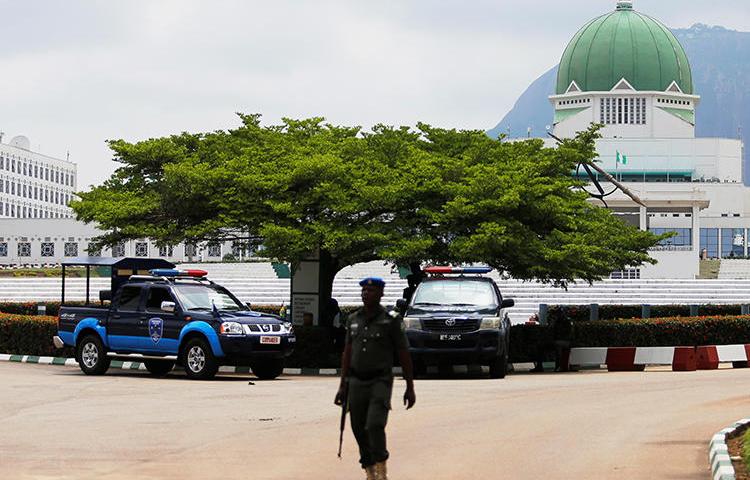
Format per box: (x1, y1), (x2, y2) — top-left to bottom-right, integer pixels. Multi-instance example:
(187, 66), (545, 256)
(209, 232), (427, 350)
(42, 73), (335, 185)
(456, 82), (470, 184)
(53, 257), (295, 380)
(399, 267), (514, 379)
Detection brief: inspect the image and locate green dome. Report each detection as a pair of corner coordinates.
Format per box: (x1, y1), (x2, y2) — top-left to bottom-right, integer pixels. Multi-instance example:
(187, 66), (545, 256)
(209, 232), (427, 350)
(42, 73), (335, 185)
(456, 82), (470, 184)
(556, 2), (693, 95)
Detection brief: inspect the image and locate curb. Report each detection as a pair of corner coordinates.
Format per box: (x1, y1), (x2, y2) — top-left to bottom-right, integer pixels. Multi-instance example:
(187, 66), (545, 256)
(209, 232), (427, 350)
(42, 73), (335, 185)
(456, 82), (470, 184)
(709, 418), (750, 480)
(0, 354), (537, 376)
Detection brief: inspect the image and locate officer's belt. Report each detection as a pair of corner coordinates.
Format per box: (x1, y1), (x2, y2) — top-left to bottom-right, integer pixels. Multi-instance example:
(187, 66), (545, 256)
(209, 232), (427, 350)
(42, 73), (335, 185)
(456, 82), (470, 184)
(349, 368), (391, 381)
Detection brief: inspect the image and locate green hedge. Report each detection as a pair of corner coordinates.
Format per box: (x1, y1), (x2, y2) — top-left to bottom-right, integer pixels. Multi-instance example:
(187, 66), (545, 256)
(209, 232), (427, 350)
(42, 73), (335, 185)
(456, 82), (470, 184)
(0, 313), (74, 357)
(572, 315), (750, 347)
(550, 304), (744, 322)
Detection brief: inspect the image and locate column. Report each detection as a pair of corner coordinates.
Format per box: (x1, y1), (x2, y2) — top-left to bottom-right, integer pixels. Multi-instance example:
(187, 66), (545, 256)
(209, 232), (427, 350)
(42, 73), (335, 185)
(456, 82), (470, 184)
(639, 206), (647, 231)
(692, 206), (700, 253)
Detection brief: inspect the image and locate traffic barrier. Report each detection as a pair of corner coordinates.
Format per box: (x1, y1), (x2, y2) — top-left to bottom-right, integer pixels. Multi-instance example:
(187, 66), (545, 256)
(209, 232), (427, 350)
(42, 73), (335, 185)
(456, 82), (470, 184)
(696, 346), (719, 370)
(569, 344), (750, 372)
(605, 347), (644, 371)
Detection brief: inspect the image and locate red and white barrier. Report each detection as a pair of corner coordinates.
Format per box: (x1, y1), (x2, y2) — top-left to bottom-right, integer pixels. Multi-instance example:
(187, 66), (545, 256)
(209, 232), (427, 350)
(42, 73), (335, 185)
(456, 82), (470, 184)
(567, 345), (750, 372)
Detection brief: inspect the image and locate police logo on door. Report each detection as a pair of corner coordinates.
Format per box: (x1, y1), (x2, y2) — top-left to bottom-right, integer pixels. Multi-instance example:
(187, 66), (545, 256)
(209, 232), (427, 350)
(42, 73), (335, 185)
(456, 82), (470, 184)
(149, 318), (164, 343)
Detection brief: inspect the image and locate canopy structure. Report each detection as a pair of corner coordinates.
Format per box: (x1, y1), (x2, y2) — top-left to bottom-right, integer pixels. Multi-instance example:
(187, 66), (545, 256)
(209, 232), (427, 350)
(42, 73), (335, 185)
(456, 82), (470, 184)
(61, 257), (175, 305)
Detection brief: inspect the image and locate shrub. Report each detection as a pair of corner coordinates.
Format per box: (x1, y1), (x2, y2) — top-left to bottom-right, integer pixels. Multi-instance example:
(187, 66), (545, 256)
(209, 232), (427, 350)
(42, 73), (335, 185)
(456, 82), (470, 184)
(550, 304), (745, 322)
(0, 313), (74, 357)
(572, 315), (750, 347)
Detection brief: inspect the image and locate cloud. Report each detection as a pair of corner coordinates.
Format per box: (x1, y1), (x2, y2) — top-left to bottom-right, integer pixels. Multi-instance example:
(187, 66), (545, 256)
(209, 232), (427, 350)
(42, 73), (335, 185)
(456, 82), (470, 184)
(0, 0), (746, 187)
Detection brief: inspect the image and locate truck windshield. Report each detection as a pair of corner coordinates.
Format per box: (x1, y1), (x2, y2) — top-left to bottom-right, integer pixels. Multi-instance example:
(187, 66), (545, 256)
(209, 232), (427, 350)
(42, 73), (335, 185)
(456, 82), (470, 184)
(412, 280), (496, 307)
(173, 285), (244, 312)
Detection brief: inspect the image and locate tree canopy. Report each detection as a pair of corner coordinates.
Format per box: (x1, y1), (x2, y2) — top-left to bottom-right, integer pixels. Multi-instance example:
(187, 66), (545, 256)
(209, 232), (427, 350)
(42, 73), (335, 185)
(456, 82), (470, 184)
(73, 114), (662, 286)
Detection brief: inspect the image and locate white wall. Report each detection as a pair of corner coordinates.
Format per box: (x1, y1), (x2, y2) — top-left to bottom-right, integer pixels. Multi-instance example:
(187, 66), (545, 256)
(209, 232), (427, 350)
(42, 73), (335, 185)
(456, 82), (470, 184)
(641, 249), (699, 279)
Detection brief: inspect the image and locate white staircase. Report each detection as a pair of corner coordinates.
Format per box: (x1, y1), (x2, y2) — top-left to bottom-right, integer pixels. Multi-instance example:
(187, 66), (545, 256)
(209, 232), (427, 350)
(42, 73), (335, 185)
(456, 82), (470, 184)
(2, 261), (750, 324)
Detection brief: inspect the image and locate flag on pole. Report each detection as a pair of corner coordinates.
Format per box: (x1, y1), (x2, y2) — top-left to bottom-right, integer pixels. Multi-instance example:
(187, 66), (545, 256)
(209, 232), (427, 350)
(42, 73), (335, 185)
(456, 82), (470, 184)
(616, 151), (628, 166)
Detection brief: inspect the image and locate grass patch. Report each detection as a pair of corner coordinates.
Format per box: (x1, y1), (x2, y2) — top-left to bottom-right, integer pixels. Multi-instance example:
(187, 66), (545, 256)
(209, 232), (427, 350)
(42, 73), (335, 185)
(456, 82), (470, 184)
(742, 428), (750, 473)
(698, 259), (721, 279)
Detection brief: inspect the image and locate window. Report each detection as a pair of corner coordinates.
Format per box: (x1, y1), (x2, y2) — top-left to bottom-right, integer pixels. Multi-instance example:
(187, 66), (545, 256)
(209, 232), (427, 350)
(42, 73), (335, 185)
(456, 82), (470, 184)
(117, 286), (142, 311)
(18, 242), (31, 257)
(599, 97), (646, 125)
(721, 228), (745, 258)
(650, 228), (692, 247)
(185, 243), (196, 257)
(146, 288), (175, 312)
(158, 245), (174, 257)
(112, 242), (125, 257)
(232, 242), (246, 258)
(412, 280), (497, 306)
(135, 242), (149, 257)
(0, 242), (7, 257)
(207, 243), (221, 257)
(41, 242), (55, 257)
(64, 242), (78, 257)
(610, 268), (640, 279)
(700, 228), (719, 258)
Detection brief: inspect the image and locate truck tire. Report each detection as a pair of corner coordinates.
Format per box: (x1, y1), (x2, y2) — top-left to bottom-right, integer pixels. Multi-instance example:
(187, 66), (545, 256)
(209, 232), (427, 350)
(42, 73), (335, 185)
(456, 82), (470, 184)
(144, 360), (174, 377)
(181, 338), (218, 380)
(489, 352), (508, 379)
(251, 359), (284, 380)
(76, 334), (111, 375)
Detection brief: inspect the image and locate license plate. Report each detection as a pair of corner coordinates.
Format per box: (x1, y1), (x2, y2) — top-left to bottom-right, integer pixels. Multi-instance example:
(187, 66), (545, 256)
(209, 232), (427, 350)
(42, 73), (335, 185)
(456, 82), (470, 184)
(439, 334), (462, 341)
(260, 336), (281, 345)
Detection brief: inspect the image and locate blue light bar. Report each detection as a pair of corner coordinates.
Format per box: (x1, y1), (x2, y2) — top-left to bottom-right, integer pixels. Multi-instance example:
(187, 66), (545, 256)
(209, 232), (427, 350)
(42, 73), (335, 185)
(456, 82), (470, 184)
(460, 267), (493, 274)
(150, 269), (181, 276)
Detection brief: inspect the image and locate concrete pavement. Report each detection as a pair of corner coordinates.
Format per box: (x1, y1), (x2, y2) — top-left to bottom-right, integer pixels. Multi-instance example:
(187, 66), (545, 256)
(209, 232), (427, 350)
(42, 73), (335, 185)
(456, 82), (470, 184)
(1, 362), (749, 479)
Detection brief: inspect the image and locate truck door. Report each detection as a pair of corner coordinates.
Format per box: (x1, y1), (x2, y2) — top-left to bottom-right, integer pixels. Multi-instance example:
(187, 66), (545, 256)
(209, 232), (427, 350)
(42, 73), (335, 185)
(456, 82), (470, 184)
(108, 285), (145, 351)
(143, 286), (181, 354)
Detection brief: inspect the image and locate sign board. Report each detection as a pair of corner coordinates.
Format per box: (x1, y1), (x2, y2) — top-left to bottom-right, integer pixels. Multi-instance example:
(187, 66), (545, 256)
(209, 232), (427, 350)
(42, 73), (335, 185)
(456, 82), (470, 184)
(292, 294), (319, 326)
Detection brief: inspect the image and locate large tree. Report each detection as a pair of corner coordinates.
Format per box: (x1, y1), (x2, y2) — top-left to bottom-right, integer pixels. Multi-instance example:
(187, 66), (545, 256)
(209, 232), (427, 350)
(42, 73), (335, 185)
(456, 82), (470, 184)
(73, 115), (662, 296)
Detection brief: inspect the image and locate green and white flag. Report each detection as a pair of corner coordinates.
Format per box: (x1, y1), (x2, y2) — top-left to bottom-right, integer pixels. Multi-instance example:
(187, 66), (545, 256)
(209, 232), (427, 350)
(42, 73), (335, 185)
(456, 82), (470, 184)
(616, 151), (628, 166)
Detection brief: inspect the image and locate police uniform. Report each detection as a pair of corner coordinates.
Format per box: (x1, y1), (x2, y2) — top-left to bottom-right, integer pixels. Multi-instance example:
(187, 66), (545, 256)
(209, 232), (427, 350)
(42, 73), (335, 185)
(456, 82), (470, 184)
(345, 287), (408, 473)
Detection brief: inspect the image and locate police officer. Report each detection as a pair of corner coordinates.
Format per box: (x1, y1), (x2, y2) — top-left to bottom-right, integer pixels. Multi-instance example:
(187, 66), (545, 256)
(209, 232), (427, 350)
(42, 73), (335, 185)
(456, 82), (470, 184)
(335, 277), (416, 480)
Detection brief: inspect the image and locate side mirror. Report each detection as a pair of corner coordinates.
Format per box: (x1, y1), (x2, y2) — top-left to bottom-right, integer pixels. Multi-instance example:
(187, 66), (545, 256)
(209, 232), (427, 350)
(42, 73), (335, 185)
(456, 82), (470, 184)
(99, 290), (112, 302)
(161, 301), (176, 313)
(246, 302), (253, 310)
(396, 298), (408, 314)
(501, 299), (515, 309)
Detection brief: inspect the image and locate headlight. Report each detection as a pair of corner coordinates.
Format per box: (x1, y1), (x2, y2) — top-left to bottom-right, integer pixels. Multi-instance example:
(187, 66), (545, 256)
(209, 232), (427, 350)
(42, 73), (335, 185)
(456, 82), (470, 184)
(480, 317), (501, 329)
(220, 321), (244, 335)
(282, 322), (294, 334)
(403, 317), (422, 330)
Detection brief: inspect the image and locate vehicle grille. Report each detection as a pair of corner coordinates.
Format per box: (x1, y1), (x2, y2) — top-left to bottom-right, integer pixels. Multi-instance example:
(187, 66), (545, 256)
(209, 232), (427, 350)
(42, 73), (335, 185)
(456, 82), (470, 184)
(246, 324), (281, 333)
(422, 318), (479, 333)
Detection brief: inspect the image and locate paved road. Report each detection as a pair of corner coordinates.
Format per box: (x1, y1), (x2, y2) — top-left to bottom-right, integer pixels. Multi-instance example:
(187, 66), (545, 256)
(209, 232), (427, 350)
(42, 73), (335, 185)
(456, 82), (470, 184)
(1, 363), (749, 479)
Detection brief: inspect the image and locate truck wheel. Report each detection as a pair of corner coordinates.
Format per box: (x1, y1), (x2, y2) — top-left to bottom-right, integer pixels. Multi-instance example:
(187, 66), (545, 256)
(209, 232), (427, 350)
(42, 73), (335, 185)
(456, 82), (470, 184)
(181, 338), (218, 380)
(144, 360), (174, 377)
(76, 334), (111, 375)
(489, 352), (508, 379)
(251, 359), (284, 380)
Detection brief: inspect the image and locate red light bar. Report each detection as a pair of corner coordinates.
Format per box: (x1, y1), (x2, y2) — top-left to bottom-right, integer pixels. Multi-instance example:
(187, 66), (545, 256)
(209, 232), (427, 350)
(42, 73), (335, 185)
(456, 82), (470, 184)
(185, 269), (208, 277)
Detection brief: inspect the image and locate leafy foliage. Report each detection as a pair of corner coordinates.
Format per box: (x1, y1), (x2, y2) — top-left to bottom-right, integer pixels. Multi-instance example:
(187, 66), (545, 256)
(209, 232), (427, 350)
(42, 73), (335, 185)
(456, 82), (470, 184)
(551, 304), (744, 322)
(73, 115), (662, 286)
(572, 315), (750, 347)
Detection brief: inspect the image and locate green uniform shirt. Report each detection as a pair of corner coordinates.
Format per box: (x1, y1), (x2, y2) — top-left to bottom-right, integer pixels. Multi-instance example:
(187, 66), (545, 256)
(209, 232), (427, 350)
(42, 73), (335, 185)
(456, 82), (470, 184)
(345, 305), (408, 375)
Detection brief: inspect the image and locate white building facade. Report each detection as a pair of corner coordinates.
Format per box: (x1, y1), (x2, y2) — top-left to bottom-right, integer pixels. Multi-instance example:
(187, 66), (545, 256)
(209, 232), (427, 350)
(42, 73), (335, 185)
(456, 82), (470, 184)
(0, 135), (77, 220)
(548, 1), (746, 278)
(0, 218), (250, 266)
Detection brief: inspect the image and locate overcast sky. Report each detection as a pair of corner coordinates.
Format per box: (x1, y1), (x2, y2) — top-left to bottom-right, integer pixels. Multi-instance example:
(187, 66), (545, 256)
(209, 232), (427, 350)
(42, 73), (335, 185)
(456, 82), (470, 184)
(1, 0), (747, 188)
